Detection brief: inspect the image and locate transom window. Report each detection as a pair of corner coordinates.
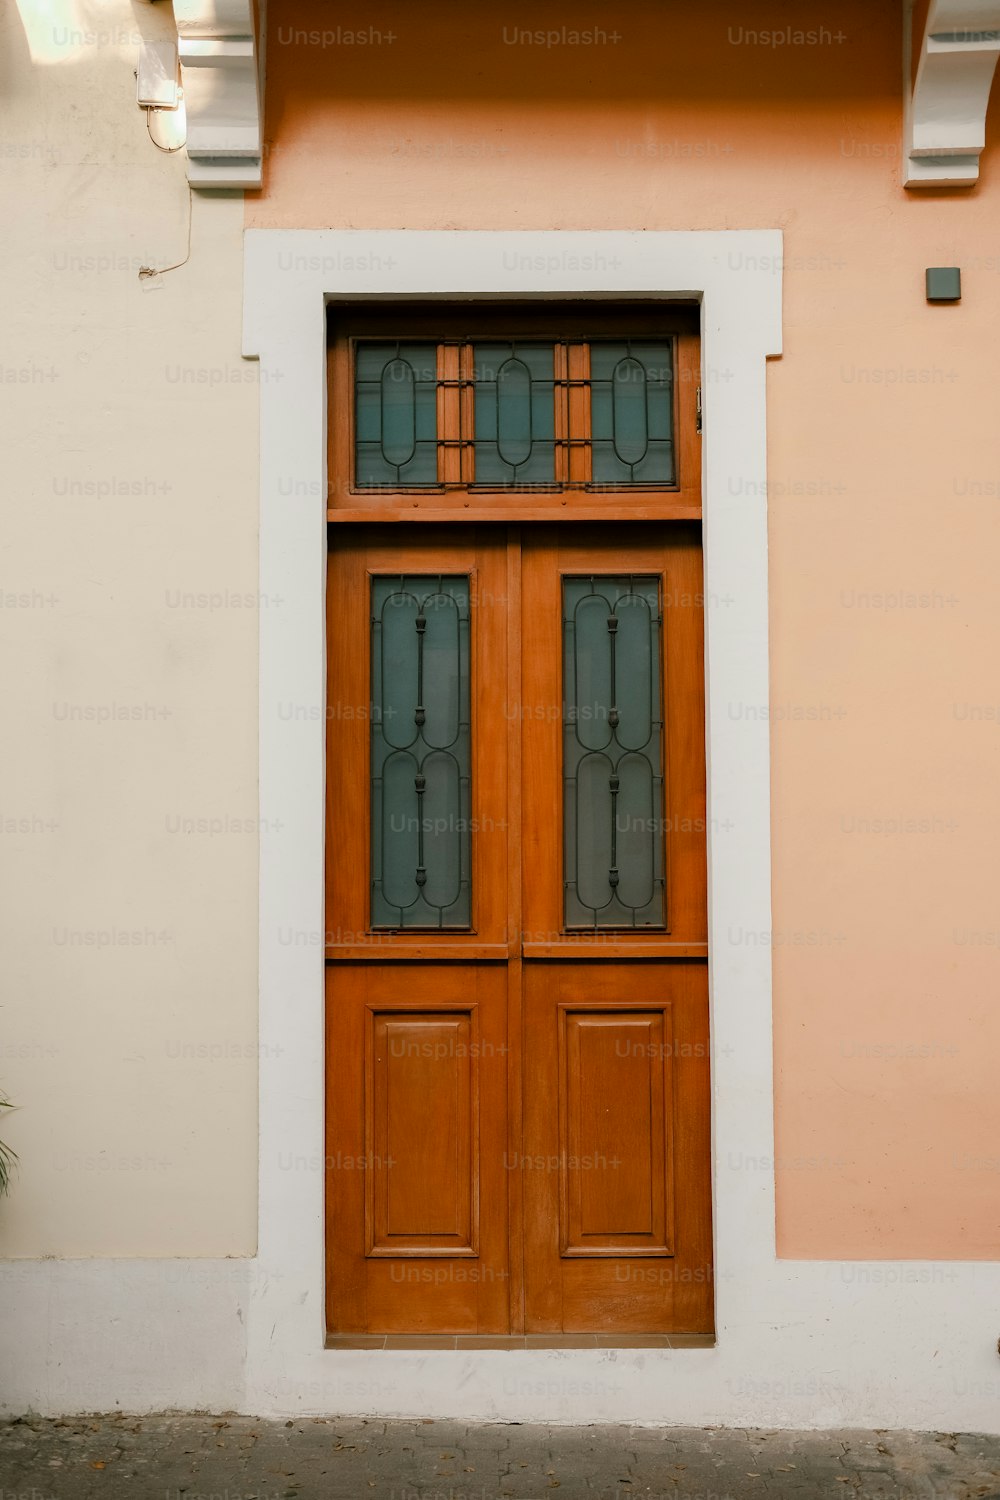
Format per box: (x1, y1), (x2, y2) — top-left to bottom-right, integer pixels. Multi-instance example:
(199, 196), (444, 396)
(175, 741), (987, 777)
(327, 303), (701, 519)
(354, 339), (675, 491)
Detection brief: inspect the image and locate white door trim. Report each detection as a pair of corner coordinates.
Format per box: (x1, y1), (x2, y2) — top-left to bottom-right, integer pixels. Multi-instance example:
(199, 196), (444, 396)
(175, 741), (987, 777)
(243, 227), (785, 1416)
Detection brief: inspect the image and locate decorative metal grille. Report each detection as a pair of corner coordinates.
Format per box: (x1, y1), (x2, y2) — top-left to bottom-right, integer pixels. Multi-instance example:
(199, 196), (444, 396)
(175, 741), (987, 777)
(371, 575), (472, 929)
(563, 575), (666, 929)
(356, 343), (439, 488)
(353, 339), (675, 490)
(589, 341), (674, 485)
(473, 343), (557, 485)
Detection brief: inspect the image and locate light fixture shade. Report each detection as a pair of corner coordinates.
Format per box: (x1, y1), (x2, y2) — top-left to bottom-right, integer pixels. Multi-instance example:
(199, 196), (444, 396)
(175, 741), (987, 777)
(137, 37), (179, 109)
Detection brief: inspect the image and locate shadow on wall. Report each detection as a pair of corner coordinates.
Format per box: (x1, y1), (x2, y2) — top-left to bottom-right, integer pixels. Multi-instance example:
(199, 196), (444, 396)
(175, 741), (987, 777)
(261, 0), (898, 118)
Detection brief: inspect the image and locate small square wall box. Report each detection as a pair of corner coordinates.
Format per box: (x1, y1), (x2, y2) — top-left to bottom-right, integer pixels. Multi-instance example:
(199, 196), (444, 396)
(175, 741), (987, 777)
(925, 267), (961, 303)
(137, 39), (179, 109)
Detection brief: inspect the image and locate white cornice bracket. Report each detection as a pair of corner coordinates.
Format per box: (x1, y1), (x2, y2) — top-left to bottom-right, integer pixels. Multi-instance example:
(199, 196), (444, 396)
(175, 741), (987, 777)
(174, 0), (263, 189)
(905, 0), (1000, 185)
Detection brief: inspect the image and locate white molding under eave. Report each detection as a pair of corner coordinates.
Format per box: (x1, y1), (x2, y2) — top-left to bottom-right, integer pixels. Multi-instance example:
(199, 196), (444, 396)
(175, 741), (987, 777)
(174, 0), (264, 190)
(905, 0), (1000, 186)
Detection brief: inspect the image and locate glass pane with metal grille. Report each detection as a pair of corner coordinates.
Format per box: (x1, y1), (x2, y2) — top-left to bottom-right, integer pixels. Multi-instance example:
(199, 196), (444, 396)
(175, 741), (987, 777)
(589, 341), (674, 486)
(371, 575), (471, 928)
(563, 575), (665, 929)
(355, 343), (439, 488)
(473, 343), (556, 485)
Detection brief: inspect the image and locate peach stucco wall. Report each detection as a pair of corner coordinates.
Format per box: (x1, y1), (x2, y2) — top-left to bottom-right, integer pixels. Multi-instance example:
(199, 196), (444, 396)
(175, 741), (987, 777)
(248, 1), (1000, 1260)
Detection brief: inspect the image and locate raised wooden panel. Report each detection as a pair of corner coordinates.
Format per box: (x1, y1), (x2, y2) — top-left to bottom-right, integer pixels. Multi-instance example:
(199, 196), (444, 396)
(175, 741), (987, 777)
(326, 964), (510, 1335)
(524, 962), (712, 1335)
(366, 1010), (478, 1256)
(559, 1008), (674, 1257)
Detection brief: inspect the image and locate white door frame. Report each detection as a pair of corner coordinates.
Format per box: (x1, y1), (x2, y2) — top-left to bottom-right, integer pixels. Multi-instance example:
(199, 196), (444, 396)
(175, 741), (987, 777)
(243, 227), (784, 1417)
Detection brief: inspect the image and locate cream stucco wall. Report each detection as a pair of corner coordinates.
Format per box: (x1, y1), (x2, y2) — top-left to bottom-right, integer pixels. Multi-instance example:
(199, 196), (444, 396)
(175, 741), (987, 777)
(0, 0), (258, 1256)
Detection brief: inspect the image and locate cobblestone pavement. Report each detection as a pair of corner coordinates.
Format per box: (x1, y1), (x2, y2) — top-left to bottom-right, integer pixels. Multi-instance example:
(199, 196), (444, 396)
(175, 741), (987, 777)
(0, 1416), (998, 1500)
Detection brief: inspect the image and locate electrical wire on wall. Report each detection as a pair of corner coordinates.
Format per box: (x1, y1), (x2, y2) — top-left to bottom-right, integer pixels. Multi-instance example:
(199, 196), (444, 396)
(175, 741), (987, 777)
(138, 176), (193, 282)
(136, 63), (192, 280)
(145, 103), (185, 155)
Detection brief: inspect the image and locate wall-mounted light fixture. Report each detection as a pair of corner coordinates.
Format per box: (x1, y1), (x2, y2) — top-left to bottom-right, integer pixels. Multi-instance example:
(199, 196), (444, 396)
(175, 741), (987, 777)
(137, 35), (187, 153)
(137, 37), (178, 109)
(135, 0), (263, 188)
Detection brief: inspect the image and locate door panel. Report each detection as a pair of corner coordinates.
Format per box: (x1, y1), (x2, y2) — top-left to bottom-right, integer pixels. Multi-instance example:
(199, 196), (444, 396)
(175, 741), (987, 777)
(559, 1007), (673, 1257)
(516, 525), (710, 1332)
(520, 526), (707, 952)
(326, 528), (510, 955)
(367, 1010), (478, 1256)
(326, 963), (510, 1334)
(326, 523), (711, 1337)
(522, 962), (711, 1334)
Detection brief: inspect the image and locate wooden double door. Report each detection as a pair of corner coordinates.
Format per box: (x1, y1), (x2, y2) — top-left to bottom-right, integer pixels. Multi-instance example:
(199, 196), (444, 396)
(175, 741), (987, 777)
(326, 523), (712, 1336)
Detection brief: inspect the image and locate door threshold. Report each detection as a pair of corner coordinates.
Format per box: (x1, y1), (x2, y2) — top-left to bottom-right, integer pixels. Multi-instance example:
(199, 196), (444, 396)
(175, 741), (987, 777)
(325, 1333), (716, 1350)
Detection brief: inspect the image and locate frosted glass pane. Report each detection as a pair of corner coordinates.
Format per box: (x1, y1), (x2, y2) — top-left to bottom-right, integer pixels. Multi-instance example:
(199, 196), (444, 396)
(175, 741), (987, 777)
(590, 342), (674, 486)
(563, 575), (664, 928)
(356, 343), (438, 488)
(473, 343), (556, 486)
(371, 576), (471, 928)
